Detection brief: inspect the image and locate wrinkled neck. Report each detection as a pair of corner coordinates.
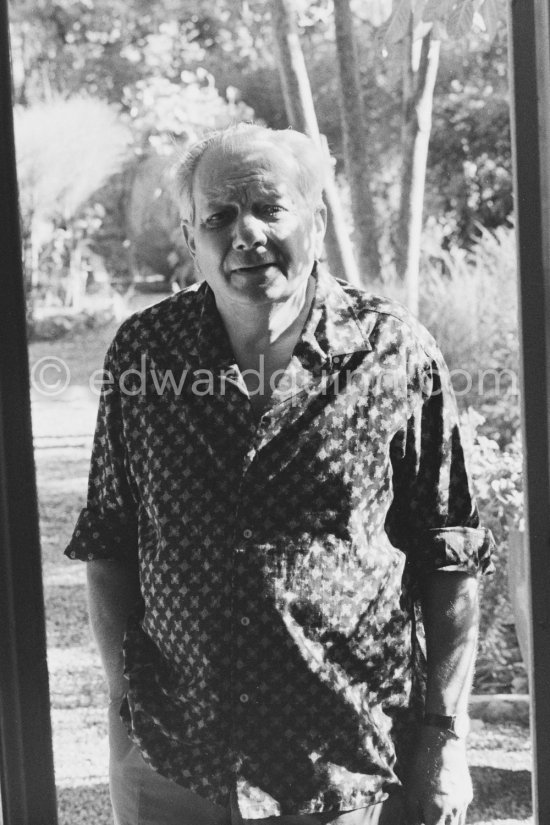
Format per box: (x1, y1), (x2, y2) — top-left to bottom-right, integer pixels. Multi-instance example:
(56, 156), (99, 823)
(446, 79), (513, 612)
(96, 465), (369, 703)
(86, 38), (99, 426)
(216, 275), (314, 355)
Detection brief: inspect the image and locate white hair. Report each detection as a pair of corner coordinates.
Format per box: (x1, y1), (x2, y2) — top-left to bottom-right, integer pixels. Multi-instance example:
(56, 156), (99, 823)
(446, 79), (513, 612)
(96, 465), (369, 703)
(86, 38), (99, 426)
(175, 123), (331, 223)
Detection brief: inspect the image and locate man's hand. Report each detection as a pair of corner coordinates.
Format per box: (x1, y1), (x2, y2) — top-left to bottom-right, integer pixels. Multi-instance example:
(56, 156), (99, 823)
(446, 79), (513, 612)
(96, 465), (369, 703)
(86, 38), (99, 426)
(403, 727), (473, 825)
(407, 571), (478, 823)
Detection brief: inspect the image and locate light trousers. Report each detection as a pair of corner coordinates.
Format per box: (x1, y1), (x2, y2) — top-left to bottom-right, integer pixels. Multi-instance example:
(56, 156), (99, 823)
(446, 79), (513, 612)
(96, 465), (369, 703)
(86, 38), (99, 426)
(108, 704), (404, 825)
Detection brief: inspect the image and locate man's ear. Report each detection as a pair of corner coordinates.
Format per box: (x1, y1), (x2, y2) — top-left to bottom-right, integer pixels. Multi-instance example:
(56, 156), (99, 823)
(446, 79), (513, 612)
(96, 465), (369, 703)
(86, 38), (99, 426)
(314, 203), (328, 259)
(181, 220), (196, 258)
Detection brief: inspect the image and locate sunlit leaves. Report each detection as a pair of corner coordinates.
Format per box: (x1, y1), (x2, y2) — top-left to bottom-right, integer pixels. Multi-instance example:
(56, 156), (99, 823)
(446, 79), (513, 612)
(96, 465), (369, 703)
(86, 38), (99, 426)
(383, 0), (504, 44)
(124, 73), (254, 153)
(422, 0), (455, 22)
(385, 0), (411, 44)
(447, 0), (475, 38)
(14, 97), (131, 224)
(479, 0), (499, 40)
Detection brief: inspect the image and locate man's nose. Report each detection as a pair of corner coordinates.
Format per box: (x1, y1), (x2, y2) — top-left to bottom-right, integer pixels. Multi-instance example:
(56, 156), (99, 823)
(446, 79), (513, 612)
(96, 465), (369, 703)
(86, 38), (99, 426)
(232, 213), (267, 250)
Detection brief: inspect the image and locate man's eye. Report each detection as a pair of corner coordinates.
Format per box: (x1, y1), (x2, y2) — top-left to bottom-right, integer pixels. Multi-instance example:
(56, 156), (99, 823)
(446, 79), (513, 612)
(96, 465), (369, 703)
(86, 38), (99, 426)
(204, 212), (229, 227)
(261, 205), (286, 218)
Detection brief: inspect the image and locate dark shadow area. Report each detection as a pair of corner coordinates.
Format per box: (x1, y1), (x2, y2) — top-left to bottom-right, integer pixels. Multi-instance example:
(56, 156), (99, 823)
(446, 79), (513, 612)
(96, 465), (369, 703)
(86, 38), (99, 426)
(468, 766), (532, 821)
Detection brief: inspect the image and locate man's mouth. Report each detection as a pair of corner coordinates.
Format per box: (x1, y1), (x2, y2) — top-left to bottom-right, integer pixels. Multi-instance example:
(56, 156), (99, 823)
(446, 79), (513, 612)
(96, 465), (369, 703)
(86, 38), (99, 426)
(231, 263), (277, 274)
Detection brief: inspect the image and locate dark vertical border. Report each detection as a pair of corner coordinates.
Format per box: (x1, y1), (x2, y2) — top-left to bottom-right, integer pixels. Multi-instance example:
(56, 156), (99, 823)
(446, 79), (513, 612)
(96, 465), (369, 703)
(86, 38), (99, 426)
(0, 1), (58, 822)
(508, 0), (550, 821)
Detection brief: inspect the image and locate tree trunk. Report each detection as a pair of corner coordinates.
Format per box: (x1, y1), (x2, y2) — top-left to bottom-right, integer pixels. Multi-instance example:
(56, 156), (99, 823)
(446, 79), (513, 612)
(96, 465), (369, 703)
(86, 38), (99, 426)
(66, 241), (85, 310)
(333, 0), (381, 284)
(395, 26), (441, 316)
(15, 24), (28, 106)
(270, 0), (360, 286)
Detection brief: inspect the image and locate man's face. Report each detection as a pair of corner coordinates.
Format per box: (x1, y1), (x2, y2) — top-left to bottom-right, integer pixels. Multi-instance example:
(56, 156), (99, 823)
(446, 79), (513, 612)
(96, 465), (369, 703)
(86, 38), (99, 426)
(182, 140), (327, 306)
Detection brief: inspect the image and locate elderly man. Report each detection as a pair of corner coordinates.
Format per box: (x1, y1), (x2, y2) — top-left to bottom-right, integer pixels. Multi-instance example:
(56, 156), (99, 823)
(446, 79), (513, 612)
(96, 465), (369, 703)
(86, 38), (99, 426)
(66, 124), (494, 825)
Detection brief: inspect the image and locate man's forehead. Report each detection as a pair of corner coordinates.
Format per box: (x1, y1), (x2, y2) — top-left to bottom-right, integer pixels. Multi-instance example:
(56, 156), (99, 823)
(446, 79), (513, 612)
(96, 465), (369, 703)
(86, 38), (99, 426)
(194, 140), (299, 201)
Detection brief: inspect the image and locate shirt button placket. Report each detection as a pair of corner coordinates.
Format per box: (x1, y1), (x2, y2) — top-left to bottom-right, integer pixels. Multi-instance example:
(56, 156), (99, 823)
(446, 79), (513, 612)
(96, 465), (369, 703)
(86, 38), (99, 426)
(232, 521), (254, 736)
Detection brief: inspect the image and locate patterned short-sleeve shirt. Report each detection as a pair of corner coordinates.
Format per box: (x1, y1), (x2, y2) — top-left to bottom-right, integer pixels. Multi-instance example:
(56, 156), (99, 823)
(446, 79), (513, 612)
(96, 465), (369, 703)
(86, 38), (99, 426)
(65, 265), (494, 818)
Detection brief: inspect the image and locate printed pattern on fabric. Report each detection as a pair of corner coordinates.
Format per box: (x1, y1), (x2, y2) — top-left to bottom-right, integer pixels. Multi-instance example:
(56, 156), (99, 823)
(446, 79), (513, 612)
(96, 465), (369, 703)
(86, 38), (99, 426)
(65, 266), (494, 818)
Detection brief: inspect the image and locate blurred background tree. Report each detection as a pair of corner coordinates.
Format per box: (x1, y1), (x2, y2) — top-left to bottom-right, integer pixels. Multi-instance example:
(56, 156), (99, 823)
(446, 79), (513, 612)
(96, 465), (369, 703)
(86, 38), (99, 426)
(14, 96), (131, 319)
(11, 0), (520, 693)
(9, 0), (512, 303)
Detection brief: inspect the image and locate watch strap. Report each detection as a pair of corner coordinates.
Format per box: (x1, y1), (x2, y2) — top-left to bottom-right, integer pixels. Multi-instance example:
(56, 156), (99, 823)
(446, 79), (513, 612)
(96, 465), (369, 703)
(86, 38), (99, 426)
(423, 712), (469, 739)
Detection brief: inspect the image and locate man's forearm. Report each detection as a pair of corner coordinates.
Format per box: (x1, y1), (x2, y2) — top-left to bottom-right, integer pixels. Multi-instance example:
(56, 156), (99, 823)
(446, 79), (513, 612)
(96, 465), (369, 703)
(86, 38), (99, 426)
(420, 571), (480, 718)
(87, 558), (141, 700)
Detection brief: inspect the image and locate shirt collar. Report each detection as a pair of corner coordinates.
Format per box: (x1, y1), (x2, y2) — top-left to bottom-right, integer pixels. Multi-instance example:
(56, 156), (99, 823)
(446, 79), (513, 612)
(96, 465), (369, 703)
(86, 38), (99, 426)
(194, 283), (235, 371)
(293, 264), (372, 371)
(186, 264), (373, 373)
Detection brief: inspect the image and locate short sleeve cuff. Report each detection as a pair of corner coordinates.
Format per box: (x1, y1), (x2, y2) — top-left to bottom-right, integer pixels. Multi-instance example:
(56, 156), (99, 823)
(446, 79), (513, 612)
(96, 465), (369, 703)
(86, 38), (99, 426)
(64, 507), (138, 563)
(410, 526), (496, 579)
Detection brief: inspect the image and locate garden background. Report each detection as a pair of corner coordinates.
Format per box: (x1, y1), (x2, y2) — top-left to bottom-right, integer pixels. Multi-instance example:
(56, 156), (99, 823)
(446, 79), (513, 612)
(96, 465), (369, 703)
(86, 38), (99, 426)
(12, 0), (529, 821)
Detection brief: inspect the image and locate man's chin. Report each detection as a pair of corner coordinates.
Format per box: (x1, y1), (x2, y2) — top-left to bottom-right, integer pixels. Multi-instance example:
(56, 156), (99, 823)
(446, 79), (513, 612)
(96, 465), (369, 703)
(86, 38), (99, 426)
(228, 267), (286, 299)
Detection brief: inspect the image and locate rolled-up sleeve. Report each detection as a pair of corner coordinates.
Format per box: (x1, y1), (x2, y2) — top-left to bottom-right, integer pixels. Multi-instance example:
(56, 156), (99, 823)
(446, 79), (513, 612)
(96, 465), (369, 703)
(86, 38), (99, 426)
(65, 339), (138, 563)
(385, 340), (495, 583)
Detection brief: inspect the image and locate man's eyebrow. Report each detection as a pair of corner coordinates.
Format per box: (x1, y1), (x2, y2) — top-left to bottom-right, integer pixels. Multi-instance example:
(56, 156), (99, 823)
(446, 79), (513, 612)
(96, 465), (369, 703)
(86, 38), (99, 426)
(201, 181), (290, 205)
(201, 198), (231, 211)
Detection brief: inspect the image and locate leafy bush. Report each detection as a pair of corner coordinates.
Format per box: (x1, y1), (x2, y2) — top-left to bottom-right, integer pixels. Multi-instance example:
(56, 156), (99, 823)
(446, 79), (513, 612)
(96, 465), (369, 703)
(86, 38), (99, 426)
(461, 410), (524, 692)
(381, 227), (524, 691)
(418, 224), (520, 440)
(428, 35), (512, 247)
(15, 96), (131, 228)
(416, 226), (524, 691)
(14, 96), (132, 312)
(123, 70), (255, 155)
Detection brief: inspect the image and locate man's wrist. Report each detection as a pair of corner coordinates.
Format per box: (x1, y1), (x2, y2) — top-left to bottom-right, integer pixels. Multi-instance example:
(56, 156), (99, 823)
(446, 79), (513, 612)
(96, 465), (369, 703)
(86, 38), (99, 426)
(423, 712), (470, 739)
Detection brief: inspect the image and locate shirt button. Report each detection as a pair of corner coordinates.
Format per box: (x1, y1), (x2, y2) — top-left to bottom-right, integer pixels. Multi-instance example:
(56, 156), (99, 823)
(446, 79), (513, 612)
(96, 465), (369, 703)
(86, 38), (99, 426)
(243, 528), (252, 539)
(239, 693), (249, 704)
(240, 616), (250, 627)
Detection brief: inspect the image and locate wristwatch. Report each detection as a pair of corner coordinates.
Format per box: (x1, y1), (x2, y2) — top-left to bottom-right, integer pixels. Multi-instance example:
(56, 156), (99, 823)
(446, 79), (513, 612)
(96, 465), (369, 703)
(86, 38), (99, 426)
(423, 713), (470, 739)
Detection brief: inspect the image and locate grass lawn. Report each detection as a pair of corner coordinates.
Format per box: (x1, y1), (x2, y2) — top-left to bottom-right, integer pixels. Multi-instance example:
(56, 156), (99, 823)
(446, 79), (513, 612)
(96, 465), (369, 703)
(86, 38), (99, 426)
(31, 322), (534, 825)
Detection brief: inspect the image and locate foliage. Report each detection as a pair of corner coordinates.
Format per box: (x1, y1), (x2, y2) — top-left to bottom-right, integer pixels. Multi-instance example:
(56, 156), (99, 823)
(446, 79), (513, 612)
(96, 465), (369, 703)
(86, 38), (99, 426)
(14, 96), (131, 226)
(463, 411), (524, 692)
(418, 224), (519, 436)
(381, 0), (506, 45)
(8, 0), (272, 106)
(9, 0), (150, 104)
(9, 0), (513, 280)
(418, 226), (523, 691)
(428, 36), (511, 247)
(380, 226), (518, 407)
(14, 96), (132, 308)
(384, 225), (523, 690)
(123, 69), (255, 155)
